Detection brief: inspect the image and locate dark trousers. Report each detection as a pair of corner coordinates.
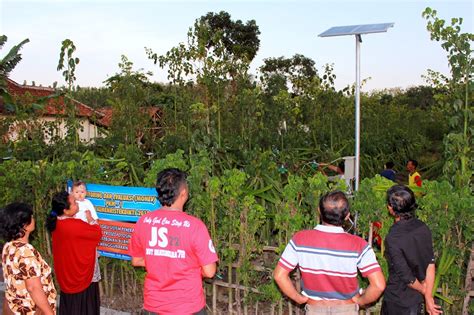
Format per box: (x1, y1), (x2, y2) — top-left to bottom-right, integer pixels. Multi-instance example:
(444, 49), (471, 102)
(143, 307), (207, 315)
(59, 282), (100, 315)
(381, 299), (423, 315)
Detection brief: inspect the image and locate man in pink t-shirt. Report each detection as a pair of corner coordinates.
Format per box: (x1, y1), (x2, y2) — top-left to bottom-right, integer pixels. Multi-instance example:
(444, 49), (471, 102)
(129, 168), (218, 315)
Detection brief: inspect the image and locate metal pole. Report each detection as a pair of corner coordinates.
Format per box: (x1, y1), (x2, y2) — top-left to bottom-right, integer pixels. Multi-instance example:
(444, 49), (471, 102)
(354, 35), (361, 191)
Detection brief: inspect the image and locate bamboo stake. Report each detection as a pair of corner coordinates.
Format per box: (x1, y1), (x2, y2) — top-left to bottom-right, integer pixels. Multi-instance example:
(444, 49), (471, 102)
(103, 261), (109, 297)
(243, 290), (248, 315)
(120, 264), (125, 297)
(295, 270), (301, 315)
(45, 229), (52, 257)
(368, 222), (373, 248)
(213, 283), (217, 315)
(228, 263), (233, 315)
(131, 267), (136, 294)
(110, 263), (116, 297)
(99, 279), (104, 298)
(236, 284), (242, 315)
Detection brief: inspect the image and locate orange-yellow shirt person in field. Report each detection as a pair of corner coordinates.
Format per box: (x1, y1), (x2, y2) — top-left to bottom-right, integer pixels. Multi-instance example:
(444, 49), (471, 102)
(407, 159), (422, 187)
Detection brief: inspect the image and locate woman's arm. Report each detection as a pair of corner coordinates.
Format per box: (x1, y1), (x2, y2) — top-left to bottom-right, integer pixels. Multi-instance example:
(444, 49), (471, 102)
(25, 277), (54, 315)
(3, 296), (13, 315)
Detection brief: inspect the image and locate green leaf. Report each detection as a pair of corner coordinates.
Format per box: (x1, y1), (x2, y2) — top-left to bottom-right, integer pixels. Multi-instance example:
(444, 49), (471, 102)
(434, 292), (453, 304)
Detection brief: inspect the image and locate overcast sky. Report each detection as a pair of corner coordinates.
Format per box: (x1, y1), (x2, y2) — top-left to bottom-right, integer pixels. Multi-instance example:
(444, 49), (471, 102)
(1, 0), (472, 91)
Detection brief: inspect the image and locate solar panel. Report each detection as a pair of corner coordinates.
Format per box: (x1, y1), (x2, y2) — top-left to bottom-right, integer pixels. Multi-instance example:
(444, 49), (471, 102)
(318, 23), (394, 37)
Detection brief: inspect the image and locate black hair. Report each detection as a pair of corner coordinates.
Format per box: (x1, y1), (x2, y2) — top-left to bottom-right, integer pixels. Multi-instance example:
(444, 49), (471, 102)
(156, 168), (188, 207)
(407, 159), (418, 168)
(385, 161), (395, 169)
(318, 191), (349, 226)
(0, 202), (33, 242)
(337, 161), (345, 173)
(387, 185), (417, 220)
(46, 191), (70, 232)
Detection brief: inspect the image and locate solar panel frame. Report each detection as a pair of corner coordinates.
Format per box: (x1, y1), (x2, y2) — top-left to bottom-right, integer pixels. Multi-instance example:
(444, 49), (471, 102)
(318, 22), (394, 192)
(318, 23), (394, 37)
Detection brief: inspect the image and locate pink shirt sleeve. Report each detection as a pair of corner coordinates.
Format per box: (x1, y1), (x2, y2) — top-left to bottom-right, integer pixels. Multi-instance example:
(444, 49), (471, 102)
(128, 218), (144, 258)
(192, 220), (218, 266)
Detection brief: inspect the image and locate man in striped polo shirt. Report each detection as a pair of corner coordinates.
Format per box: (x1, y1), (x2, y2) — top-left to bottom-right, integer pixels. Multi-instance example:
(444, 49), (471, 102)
(274, 191), (386, 314)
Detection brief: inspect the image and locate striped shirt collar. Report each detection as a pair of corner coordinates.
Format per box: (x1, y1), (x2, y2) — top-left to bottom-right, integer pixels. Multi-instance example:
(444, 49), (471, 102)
(314, 224), (344, 233)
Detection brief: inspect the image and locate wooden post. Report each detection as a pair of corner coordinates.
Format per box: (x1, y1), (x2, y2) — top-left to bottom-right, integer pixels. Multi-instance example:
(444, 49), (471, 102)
(462, 243), (474, 314)
(212, 283), (217, 315)
(295, 270), (301, 315)
(368, 222), (373, 249)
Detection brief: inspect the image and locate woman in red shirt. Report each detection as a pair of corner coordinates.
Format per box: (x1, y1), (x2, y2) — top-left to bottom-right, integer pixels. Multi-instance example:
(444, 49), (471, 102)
(46, 191), (102, 315)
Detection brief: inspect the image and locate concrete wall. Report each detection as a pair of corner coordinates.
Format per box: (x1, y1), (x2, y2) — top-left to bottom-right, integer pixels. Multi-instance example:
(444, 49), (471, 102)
(1, 115), (104, 144)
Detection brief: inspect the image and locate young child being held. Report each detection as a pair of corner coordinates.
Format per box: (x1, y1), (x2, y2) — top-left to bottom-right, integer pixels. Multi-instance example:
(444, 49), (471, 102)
(71, 180), (101, 282)
(72, 181), (99, 223)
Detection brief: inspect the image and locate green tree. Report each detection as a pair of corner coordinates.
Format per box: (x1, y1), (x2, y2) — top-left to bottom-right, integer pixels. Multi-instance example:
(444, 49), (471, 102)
(105, 55), (151, 147)
(195, 11), (261, 64)
(147, 44), (192, 133)
(153, 11), (261, 149)
(396, 85), (446, 109)
(259, 54), (318, 95)
(57, 39), (80, 91)
(57, 39), (81, 147)
(72, 86), (113, 109)
(192, 11), (261, 148)
(0, 35), (29, 99)
(422, 7), (473, 188)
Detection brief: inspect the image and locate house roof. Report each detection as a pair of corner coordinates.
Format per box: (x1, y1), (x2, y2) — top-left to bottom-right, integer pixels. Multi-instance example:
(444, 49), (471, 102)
(3, 78), (105, 123)
(3, 78), (162, 128)
(96, 107), (113, 126)
(97, 106), (162, 127)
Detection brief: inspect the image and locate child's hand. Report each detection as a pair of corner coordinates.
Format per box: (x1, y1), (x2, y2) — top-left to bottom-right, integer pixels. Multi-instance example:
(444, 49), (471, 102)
(85, 210), (93, 223)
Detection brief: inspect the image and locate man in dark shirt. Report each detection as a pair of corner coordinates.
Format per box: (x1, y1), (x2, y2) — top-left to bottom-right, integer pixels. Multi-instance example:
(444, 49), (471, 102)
(380, 161), (396, 182)
(381, 185), (442, 315)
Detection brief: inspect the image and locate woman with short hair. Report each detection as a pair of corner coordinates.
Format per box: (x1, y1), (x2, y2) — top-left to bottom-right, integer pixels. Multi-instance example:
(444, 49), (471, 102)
(0, 202), (57, 315)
